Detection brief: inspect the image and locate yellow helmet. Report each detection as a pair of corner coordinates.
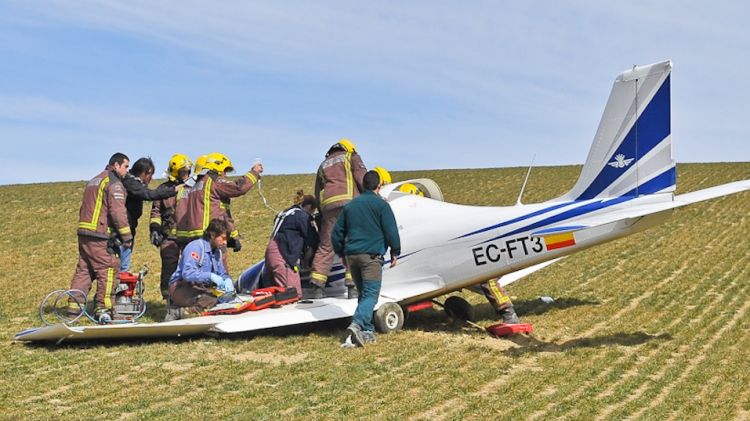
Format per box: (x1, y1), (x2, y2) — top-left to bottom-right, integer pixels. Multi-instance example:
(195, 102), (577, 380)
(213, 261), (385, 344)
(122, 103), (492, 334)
(336, 138), (356, 153)
(194, 155), (209, 174)
(373, 166), (392, 185)
(167, 153), (192, 181)
(204, 152), (234, 174)
(398, 183), (424, 196)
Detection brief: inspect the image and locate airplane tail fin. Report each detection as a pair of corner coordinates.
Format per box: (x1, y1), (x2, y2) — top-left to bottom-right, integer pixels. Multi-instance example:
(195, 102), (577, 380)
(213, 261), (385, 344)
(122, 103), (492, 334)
(563, 60), (675, 201)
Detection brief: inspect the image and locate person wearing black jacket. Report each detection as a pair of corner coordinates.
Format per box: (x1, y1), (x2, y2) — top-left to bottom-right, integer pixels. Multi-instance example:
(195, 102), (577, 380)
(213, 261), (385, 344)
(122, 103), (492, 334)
(119, 157), (177, 271)
(263, 193), (319, 297)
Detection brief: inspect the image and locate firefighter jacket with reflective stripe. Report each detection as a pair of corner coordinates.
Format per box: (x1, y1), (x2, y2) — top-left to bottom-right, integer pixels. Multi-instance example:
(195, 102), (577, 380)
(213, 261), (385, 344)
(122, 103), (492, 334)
(123, 173), (176, 234)
(175, 170), (259, 240)
(270, 205), (320, 268)
(149, 180), (183, 240)
(77, 168), (132, 242)
(314, 150), (366, 211)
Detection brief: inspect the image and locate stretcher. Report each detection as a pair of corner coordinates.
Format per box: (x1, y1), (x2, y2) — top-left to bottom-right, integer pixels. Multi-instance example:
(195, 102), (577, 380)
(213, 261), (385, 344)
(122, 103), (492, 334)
(201, 286), (300, 316)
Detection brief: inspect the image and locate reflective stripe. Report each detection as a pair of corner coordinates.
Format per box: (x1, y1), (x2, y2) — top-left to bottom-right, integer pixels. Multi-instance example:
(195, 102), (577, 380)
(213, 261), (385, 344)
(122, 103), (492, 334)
(246, 173), (257, 184)
(230, 230), (239, 238)
(345, 272), (352, 281)
(488, 280), (510, 305)
(311, 272), (328, 282)
(320, 152), (354, 207)
(104, 268), (115, 308)
(177, 229), (204, 238)
(118, 227), (131, 235)
(202, 177), (213, 231)
(150, 217), (162, 225)
(78, 177), (110, 231)
(168, 227), (176, 236)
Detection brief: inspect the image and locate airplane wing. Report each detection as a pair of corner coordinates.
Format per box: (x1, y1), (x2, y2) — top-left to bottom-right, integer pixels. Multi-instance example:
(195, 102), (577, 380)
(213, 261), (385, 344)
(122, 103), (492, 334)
(14, 296), (366, 343)
(532, 180), (750, 236)
(498, 258), (564, 287)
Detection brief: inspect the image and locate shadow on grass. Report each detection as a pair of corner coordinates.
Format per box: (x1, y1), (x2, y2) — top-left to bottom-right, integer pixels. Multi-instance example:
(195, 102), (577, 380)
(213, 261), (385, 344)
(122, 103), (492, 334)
(513, 296), (601, 316)
(503, 331), (672, 356)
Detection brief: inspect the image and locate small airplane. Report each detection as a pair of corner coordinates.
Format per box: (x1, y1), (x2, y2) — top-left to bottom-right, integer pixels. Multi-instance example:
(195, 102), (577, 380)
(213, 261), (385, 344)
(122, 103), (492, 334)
(16, 59), (750, 343)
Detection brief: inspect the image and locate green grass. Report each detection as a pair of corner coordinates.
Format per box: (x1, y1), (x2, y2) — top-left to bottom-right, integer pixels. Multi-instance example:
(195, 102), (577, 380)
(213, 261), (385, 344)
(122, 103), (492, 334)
(1, 162), (749, 419)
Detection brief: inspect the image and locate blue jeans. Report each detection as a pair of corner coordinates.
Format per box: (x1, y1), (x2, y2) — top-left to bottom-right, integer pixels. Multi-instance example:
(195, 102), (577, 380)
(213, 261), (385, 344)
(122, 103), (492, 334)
(352, 280), (382, 332)
(347, 254), (384, 332)
(119, 243), (133, 272)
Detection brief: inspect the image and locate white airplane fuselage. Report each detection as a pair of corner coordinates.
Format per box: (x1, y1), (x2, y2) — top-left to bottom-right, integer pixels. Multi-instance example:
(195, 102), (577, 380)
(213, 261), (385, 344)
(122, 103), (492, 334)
(381, 192), (673, 304)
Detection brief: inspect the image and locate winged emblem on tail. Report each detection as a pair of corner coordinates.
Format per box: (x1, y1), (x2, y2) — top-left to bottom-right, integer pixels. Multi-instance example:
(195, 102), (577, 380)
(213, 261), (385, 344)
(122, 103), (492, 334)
(608, 154), (634, 169)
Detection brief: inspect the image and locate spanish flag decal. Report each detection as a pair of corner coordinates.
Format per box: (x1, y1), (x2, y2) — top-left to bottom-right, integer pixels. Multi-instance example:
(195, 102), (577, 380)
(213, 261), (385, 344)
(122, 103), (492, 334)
(543, 232), (576, 250)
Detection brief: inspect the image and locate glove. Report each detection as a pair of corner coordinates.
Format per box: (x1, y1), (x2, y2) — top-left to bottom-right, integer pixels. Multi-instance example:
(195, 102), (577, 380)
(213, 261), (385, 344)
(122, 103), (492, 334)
(150, 230), (164, 247)
(227, 237), (242, 252)
(221, 278), (235, 294)
(209, 273), (224, 287)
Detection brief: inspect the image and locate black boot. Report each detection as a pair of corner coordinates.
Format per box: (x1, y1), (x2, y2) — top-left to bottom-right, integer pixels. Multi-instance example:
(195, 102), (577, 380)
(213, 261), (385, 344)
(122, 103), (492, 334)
(498, 307), (521, 324)
(347, 285), (358, 299)
(310, 283), (325, 299)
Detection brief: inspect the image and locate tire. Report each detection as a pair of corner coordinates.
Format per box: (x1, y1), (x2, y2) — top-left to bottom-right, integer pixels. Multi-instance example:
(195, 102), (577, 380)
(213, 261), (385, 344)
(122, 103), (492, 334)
(373, 302), (405, 333)
(444, 296), (476, 322)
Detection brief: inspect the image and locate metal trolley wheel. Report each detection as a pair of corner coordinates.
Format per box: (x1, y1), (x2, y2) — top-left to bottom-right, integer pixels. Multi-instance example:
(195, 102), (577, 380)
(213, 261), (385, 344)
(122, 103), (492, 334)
(39, 289), (88, 325)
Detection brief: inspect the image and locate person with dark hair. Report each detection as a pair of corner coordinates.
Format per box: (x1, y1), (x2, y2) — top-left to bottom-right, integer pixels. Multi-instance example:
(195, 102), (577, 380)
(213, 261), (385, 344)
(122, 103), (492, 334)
(165, 218), (234, 321)
(119, 156), (177, 271)
(262, 191), (319, 297)
(149, 153), (193, 300)
(332, 170), (401, 347)
(310, 138), (367, 299)
(68, 153), (132, 323)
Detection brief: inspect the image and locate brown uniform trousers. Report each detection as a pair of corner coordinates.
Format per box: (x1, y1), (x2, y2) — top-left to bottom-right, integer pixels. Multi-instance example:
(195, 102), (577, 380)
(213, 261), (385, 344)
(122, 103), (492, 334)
(310, 207), (354, 288)
(69, 236), (120, 310)
(479, 279), (513, 312)
(159, 239), (180, 299)
(168, 281), (218, 311)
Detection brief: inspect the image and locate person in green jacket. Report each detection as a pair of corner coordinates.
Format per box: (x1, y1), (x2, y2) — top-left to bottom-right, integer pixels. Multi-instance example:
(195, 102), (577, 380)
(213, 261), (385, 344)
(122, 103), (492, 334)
(332, 170), (401, 348)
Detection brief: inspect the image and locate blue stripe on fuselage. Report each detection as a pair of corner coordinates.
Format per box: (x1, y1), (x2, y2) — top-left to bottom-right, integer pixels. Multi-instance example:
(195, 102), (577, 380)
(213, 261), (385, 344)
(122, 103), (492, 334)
(576, 75), (671, 200)
(452, 201), (575, 240)
(477, 195), (636, 245)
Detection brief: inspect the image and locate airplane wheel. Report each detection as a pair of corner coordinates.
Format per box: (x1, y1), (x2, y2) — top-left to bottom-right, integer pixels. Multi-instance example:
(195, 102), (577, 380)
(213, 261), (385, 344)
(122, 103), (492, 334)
(373, 302), (405, 333)
(444, 296), (476, 322)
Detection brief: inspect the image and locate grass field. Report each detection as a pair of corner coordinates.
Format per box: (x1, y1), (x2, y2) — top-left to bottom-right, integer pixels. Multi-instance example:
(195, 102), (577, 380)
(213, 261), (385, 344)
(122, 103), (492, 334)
(1, 162), (749, 420)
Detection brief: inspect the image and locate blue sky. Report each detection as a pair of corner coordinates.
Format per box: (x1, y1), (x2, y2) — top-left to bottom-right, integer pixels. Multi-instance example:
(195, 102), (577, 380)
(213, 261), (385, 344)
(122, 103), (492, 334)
(0, 1), (748, 185)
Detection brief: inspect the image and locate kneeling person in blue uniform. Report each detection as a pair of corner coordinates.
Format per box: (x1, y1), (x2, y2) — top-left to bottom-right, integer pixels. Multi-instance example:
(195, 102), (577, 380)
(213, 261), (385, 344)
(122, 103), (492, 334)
(165, 218), (235, 321)
(332, 170), (401, 347)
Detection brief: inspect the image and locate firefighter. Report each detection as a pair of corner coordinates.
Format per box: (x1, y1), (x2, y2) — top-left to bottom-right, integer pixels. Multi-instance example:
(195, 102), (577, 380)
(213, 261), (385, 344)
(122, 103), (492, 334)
(478, 280), (521, 324)
(120, 157), (177, 272)
(149, 153), (192, 300)
(175, 152), (263, 273)
(263, 193), (319, 297)
(165, 218), (235, 321)
(310, 139), (367, 299)
(68, 153), (133, 323)
(373, 166), (392, 186)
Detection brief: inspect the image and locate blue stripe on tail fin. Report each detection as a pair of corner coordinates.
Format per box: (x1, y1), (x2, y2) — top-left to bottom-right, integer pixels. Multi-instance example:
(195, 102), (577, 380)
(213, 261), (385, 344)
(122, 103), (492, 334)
(562, 60), (675, 202)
